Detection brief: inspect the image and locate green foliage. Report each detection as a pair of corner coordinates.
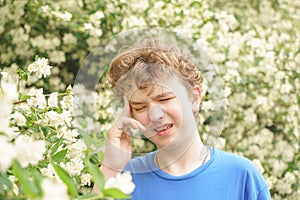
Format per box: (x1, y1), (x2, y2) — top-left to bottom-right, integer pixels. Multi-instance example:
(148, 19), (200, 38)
(0, 0), (299, 199)
(52, 162), (78, 198)
(86, 157), (105, 192)
(0, 173), (12, 195)
(12, 161), (41, 198)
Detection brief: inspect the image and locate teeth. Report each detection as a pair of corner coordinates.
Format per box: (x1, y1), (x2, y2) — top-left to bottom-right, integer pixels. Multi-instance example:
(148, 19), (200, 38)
(157, 125), (169, 131)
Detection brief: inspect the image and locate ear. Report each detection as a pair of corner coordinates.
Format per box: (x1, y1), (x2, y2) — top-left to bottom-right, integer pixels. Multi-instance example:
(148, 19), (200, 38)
(191, 85), (201, 112)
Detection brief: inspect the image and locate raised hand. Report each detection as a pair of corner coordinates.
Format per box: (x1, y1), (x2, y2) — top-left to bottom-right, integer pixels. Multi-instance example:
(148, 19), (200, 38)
(101, 96), (146, 177)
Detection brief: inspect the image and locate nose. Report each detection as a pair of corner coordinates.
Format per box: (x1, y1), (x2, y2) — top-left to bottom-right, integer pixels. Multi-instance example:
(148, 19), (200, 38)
(149, 105), (165, 122)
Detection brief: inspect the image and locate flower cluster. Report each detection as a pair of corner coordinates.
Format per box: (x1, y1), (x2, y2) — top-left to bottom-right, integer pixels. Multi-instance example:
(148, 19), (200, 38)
(0, 59), (135, 199)
(105, 171), (135, 195)
(27, 58), (52, 78)
(0, 0), (299, 199)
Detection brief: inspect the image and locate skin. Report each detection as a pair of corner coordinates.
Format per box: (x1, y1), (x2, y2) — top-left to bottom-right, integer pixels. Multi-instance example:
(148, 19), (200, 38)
(94, 76), (209, 193)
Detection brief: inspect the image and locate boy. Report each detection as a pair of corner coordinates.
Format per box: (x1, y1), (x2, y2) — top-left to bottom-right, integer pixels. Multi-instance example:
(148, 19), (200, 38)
(97, 38), (271, 199)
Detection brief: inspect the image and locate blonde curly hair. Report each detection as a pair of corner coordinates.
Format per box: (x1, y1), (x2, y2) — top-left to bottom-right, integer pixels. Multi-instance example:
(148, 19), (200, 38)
(108, 37), (203, 98)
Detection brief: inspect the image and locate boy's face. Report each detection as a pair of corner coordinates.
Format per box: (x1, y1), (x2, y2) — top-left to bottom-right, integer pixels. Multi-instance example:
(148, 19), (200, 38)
(128, 77), (200, 149)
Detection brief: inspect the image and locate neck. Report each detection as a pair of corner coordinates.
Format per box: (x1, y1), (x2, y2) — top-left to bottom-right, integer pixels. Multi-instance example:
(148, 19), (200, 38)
(156, 133), (210, 176)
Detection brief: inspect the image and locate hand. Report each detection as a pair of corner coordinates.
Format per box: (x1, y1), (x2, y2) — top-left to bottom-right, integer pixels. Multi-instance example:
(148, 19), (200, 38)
(102, 96), (146, 172)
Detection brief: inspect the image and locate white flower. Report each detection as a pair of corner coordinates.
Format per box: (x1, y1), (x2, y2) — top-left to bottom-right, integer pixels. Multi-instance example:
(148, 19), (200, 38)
(48, 92), (58, 107)
(244, 109), (257, 124)
(14, 135), (46, 167)
(83, 23), (93, 30)
(0, 78), (18, 102)
(41, 178), (69, 200)
(63, 33), (77, 45)
(26, 96), (38, 107)
(0, 79), (17, 135)
(41, 163), (63, 183)
(59, 127), (78, 142)
(256, 95), (267, 106)
(90, 28), (103, 37)
(80, 173), (92, 186)
(61, 93), (73, 110)
(67, 139), (86, 159)
(252, 159), (265, 174)
(91, 11), (104, 20)
(49, 50), (66, 64)
(28, 88), (42, 96)
(36, 93), (47, 109)
(104, 171), (135, 194)
(61, 110), (72, 126)
(46, 111), (65, 128)
(64, 158), (84, 176)
(0, 136), (17, 172)
(52, 11), (72, 21)
(8, 175), (19, 196)
(11, 111), (26, 126)
(41, 164), (56, 179)
(284, 172), (297, 185)
(40, 5), (50, 13)
(27, 58), (52, 78)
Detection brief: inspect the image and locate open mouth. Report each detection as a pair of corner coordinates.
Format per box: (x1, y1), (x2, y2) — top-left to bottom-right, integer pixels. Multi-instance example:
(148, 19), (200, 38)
(154, 124), (172, 131)
(154, 124), (173, 136)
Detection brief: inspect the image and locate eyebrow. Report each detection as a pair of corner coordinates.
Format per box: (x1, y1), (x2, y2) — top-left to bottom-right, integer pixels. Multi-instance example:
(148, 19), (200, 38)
(129, 92), (174, 105)
(152, 92), (174, 99)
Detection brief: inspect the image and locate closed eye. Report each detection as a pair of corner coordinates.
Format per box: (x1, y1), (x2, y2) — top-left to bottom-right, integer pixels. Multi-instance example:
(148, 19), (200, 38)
(159, 97), (175, 102)
(132, 106), (146, 111)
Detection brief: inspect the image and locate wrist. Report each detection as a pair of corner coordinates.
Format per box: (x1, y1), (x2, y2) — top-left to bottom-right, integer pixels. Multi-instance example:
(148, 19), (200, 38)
(100, 164), (122, 180)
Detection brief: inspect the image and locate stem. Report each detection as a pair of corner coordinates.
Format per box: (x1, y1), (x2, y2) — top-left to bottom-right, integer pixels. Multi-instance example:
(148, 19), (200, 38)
(33, 109), (45, 140)
(17, 76), (21, 94)
(13, 93), (67, 105)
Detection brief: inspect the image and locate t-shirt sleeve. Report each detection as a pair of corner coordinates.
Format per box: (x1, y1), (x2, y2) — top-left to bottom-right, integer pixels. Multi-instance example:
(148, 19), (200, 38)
(257, 185), (271, 200)
(243, 160), (271, 200)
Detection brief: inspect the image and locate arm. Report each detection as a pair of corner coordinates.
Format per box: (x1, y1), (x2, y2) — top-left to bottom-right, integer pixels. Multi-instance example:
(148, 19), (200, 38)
(92, 97), (145, 192)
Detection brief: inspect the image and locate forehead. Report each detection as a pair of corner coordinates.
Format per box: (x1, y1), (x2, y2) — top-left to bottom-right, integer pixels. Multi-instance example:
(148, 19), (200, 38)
(129, 77), (187, 101)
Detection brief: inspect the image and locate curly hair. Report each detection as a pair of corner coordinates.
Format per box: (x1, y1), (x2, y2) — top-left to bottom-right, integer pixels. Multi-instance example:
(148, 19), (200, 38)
(108, 37), (203, 97)
(108, 38), (203, 87)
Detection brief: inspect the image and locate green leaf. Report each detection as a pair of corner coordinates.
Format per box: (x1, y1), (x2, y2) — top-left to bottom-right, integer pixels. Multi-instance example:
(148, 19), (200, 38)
(23, 72), (28, 81)
(0, 173), (12, 194)
(86, 158), (105, 191)
(27, 167), (43, 196)
(40, 126), (49, 138)
(51, 149), (68, 162)
(12, 161), (39, 198)
(102, 188), (130, 199)
(77, 117), (87, 128)
(49, 137), (62, 155)
(55, 106), (63, 114)
(51, 162), (78, 198)
(89, 154), (101, 165)
(75, 193), (101, 200)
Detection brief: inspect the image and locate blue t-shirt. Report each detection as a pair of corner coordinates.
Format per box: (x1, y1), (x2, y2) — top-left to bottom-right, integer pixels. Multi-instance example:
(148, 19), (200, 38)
(124, 147), (271, 200)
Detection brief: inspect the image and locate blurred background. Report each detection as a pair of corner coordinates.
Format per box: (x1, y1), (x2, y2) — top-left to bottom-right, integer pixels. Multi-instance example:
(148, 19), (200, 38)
(0, 0), (299, 199)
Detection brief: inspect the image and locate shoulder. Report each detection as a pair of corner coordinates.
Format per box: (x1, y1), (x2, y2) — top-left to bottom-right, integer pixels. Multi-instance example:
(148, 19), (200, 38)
(214, 148), (258, 171)
(213, 148), (270, 198)
(212, 148), (268, 182)
(123, 152), (158, 173)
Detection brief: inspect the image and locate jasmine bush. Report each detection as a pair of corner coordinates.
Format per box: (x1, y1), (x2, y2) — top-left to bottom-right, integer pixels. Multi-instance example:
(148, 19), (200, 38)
(0, 0), (299, 199)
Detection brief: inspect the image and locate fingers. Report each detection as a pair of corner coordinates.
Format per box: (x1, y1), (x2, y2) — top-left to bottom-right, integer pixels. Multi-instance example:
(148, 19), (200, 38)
(123, 96), (131, 117)
(115, 95), (146, 133)
(115, 117), (146, 132)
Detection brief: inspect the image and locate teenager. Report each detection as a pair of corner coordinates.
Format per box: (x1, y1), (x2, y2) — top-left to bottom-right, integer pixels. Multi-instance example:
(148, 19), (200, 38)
(96, 38), (271, 200)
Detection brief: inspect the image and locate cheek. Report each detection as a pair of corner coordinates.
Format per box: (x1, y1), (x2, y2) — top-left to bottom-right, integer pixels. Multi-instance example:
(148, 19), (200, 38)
(168, 106), (182, 121)
(163, 102), (182, 121)
(132, 112), (149, 126)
